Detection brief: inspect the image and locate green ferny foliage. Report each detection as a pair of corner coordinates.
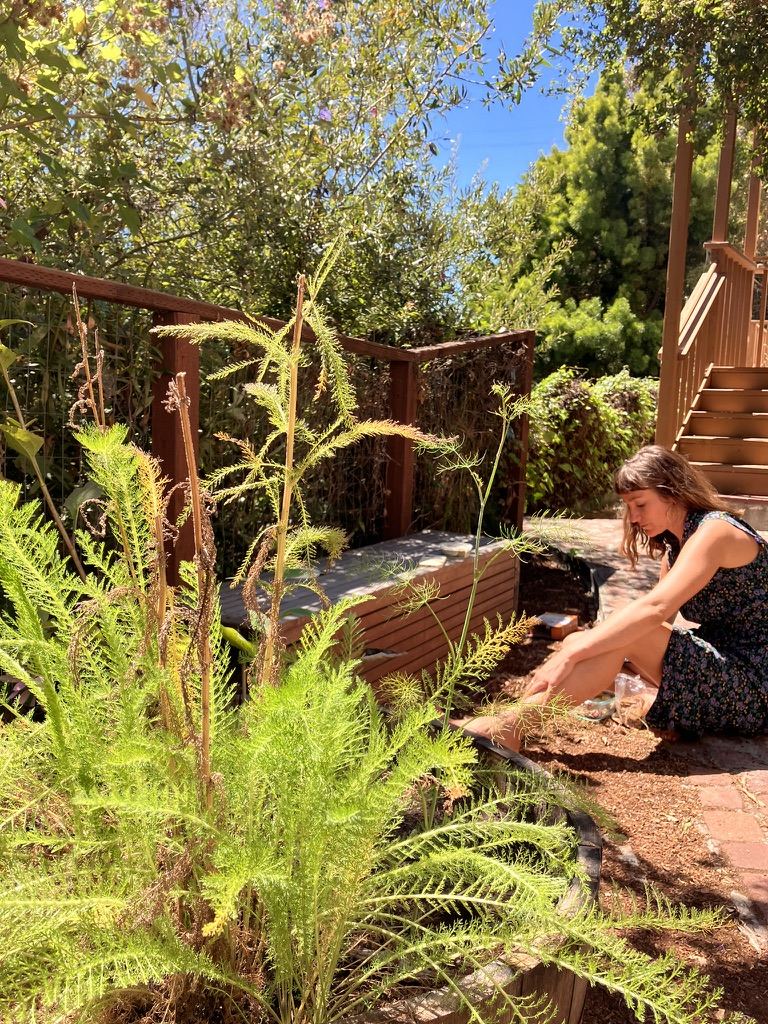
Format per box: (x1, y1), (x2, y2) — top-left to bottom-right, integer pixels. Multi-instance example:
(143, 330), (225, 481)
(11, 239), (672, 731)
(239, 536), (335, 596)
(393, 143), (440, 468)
(0, 455), (727, 1024)
(154, 238), (449, 686)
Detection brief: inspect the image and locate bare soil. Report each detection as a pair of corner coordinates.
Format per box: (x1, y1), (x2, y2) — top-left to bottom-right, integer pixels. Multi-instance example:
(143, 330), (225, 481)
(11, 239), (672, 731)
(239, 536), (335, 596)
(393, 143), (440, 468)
(491, 553), (768, 1024)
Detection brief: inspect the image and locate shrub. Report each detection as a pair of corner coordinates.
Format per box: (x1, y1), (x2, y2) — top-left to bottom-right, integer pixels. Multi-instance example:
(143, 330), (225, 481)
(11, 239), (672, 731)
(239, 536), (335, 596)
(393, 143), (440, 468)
(526, 368), (657, 512)
(535, 296), (662, 380)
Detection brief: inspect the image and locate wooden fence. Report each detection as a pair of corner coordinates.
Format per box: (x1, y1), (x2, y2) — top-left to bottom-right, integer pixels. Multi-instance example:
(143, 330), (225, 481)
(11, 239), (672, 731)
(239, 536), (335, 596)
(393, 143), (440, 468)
(0, 258), (534, 576)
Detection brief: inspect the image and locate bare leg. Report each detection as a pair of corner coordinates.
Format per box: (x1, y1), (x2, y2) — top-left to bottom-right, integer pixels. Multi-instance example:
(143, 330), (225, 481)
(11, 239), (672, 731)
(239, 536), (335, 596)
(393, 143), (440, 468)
(454, 623), (674, 751)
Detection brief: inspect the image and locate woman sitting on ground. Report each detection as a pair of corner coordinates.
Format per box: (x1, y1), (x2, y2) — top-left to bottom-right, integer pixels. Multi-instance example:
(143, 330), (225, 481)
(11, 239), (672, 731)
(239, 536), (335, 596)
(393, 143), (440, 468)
(460, 445), (768, 750)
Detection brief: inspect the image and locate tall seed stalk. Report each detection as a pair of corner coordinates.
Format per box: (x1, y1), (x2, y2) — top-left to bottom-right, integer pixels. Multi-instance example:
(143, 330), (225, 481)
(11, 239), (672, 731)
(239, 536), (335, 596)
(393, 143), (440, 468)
(165, 371), (214, 810)
(260, 275), (306, 687)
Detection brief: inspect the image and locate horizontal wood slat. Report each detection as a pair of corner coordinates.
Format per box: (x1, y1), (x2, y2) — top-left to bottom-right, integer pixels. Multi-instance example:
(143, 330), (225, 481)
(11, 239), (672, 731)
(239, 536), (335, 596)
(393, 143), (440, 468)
(678, 436), (768, 463)
(708, 367), (768, 389)
(363, 580), (519, 662)
(344, 550), (519, 638)
(688, 411), (768, 438)
(365, 588), (520, 687)
(690, 464), (768, 496)
(699, 389), (768, 413)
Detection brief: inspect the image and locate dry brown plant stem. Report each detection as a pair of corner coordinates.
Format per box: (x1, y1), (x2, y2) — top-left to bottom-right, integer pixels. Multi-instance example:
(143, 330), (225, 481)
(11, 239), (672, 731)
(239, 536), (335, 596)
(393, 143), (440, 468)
(72, 285), (106, 430)
(259, 275), (306, 688)
(175, 372), (213, 811)
(0, 359), (87, 582)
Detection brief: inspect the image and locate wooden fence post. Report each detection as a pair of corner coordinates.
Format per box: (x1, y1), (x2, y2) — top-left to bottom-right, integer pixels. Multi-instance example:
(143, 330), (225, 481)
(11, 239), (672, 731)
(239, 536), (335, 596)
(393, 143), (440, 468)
(384, 358), (418, 540)
(656, 103), (695, 446)
(151, 310), (199, 581)
(509, 331), (535, 530)
(712, 111), (737, 244)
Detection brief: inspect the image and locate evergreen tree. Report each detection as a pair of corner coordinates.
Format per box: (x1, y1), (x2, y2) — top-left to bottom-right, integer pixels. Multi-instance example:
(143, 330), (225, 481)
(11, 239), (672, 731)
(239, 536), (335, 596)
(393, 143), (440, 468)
(522, 74), (720, 321)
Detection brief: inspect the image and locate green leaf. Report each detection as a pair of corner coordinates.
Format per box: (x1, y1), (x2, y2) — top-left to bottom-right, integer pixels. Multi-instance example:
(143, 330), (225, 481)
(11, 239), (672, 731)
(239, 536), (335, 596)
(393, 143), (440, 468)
(69, 6), (88, 34)
(220, 626), (258, 659)
(117, 202), (141, 233)
(43, 95), (70, 122)
(0, 422), (44, 460)
(63, 480), (103, 524)
(135, 84), (156, 109)
(0, 320), (32, 333)
(0, 336), (31, 374)
(35, 46), (74, 75)
(0, 19), (27, 61)
(64, 197), (92, 224)
(0, 72), (33, 101)
(8, 219), (42, 252)
(66, 53), (88, 72)
(0, 343), (19, 372)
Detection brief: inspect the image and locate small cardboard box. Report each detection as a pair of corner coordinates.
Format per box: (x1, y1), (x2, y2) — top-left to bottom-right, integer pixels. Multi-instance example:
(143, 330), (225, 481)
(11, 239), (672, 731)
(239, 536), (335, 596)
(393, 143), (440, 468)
(532, 612), (579, 640)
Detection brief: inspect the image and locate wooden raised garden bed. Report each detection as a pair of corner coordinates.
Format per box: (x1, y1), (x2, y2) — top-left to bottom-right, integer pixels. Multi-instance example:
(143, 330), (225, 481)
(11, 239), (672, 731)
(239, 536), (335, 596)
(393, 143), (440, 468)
(218, 531), (520, 686)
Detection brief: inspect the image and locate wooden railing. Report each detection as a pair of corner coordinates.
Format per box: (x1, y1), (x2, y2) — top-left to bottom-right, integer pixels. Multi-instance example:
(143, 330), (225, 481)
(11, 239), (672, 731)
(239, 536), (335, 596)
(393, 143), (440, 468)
(656, 242), (761, 445)
(750, 261), (768, 366)
(0, 258), (533, 575)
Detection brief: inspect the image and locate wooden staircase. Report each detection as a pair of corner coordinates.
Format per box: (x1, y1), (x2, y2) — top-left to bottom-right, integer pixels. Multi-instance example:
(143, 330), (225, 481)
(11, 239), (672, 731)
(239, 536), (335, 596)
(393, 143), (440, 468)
(676, 367), (768, 497)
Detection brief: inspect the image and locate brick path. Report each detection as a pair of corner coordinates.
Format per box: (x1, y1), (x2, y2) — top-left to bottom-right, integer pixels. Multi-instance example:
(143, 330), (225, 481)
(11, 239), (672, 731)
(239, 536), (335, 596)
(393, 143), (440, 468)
(534, 517), (768, 948)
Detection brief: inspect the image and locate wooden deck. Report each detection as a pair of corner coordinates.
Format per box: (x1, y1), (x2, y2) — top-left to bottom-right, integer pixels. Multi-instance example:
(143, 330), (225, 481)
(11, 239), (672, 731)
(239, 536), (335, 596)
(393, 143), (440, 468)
(218, 531), (521, 686)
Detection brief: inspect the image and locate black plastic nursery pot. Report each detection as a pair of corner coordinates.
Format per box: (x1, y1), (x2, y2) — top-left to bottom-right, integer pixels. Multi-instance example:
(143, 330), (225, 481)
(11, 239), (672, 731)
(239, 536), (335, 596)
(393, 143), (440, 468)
(366, 732), (603, 1024)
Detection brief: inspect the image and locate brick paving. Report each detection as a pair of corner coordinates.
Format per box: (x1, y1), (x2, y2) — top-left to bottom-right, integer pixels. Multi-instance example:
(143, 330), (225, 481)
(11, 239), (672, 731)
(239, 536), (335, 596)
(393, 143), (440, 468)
(533, 517), (768, 944)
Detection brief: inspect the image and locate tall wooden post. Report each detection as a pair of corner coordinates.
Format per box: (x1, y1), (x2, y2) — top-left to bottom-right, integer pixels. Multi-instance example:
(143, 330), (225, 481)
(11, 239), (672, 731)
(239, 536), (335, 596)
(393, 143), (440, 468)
(656, 105), (696, 446)
(744, 132), (763, 262)
(712, 111), (737, 243)
(151, 310), (199, 580)
(383, 358), (418, 540)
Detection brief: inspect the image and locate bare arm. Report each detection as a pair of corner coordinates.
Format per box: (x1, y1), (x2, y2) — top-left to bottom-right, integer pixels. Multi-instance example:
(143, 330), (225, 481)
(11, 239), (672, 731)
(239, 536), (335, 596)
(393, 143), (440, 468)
(529, 519), (757, 690)
(657, 549), (677, 622)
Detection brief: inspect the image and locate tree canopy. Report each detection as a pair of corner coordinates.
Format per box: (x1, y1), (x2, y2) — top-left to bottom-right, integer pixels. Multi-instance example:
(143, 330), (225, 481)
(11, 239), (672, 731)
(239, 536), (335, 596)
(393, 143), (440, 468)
(0, 0), (563, 340)
(467, 74), (729, 377)
(558, 1), (768, 175)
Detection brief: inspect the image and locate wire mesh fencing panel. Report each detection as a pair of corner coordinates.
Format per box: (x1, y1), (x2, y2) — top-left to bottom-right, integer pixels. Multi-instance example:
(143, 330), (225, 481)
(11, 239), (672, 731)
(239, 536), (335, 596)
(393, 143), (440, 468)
(1, 282), (531, 577)
(0, 284), (157, 525)
(412, 339), (531, 535)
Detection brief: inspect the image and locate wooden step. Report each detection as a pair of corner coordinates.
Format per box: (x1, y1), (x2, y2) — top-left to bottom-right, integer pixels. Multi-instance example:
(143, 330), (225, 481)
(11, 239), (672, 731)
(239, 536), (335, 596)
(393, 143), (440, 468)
(708, 367), (768, 390)
(698, 389), (768, 414)
(686, 411), (768, 438)
(691, 463), (768, 497)
(677, 436), (768, 464)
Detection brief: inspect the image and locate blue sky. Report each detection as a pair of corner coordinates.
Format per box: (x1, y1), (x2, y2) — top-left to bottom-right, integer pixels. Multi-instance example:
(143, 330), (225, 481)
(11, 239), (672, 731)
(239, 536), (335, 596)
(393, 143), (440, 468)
(436, 0), (578, 194)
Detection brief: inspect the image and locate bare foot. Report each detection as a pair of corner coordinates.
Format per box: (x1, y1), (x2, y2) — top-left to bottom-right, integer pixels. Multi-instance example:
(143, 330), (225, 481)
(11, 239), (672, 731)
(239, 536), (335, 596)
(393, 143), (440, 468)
(450, 714), (522, 752)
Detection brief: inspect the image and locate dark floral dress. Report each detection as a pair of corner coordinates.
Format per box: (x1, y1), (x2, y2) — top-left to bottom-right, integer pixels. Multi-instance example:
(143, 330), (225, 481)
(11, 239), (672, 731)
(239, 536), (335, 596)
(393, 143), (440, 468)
(648, 510), (768, 737)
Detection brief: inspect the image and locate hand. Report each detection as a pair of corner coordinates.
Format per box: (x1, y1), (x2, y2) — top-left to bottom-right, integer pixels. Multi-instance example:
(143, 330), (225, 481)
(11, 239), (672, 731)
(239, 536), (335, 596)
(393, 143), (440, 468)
(523, 631), (589, 699)
(524, 652), (571, 700)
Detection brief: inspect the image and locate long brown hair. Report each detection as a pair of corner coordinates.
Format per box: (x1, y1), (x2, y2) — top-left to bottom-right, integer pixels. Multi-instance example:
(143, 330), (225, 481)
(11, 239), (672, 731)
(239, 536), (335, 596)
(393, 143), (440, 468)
(614, 446), (732, 566)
